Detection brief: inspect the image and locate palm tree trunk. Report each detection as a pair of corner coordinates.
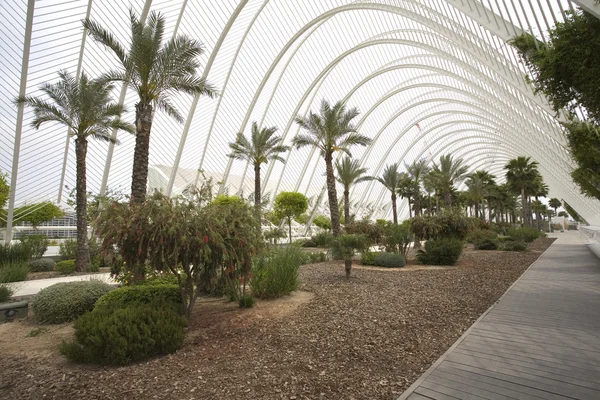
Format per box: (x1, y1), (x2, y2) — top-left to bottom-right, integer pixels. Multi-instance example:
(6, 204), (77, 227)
(391, 192), (398, 225)
(131, 102), (153, 204)
(75, 137), (90, 272)
(520, 186), (526, 227)
(444, 190), (452, 207)
(324, 152), (341, 236)
(344, 259), (352, 278)
(254, 163), (261, 224)
(407, 197), (412, 218)
(488, 201), (492, 222)
(474, 203), (479, 219)
(344, 188), (350, 225)
(414, 192), (421, 216)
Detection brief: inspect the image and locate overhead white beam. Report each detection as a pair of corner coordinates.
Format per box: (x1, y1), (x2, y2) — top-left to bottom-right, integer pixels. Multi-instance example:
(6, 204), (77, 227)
(571, 0), (600, 19)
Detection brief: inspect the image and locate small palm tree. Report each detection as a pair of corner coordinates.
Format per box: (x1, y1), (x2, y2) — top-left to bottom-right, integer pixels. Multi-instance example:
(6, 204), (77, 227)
(377, 163), (403, 224)
(293, 99), (371, 236)
(505, 156), (539, 226)
(16, 71), (134, 271)
(228, 122), (289, 222)
(405, 159), (430, 216)
(431, 154), (469, 206)
(335, 156), (372, 224)
(83, 9), (217, 203)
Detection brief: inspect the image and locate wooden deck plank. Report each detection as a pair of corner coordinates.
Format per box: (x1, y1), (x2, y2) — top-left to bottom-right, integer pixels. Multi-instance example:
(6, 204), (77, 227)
(398, 233), (600, 400)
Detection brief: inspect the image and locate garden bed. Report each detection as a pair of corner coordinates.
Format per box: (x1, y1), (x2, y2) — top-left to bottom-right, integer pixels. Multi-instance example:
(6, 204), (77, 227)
(0, 238), (554, 400)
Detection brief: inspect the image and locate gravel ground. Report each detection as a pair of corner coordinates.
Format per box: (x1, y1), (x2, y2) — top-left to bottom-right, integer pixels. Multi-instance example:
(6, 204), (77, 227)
(0, 238), (555, 400)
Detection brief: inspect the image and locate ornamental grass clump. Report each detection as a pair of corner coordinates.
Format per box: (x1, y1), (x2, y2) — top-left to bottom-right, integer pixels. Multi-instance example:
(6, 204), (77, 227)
(0, 260), (29, 283)
(32, 280), (113, 323)
(250, 246), (303, 299)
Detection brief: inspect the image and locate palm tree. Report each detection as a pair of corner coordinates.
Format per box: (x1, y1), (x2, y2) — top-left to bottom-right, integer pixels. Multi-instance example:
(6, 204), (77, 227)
(228, 122), (289, 222)
(531, 200), (546, 230)
(293, 99), (371, 236)
(405, 159), (430, 216)
(377, 163), (403, 224)
(465, 175), (488, 219)
(422, 172), (437, 215)
(397, 173), (415, 218)
(83, 9), (216, 203)
(472, 170), (496, 221)
(549, 198), (562, 216)
(335, 156), (372, 224)
(505, 156), (539, 227)
(431, 154), (469, 206)
(16, 71), (133, 271)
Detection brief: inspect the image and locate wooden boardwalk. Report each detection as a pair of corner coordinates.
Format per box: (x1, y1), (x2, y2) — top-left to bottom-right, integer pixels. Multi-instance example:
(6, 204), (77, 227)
(399, 231), (600, 400)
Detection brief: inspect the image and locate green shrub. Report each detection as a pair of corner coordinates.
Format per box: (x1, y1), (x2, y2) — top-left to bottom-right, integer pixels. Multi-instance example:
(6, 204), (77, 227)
(411, 210), (474, 240)
(250, 247), (303, 299)
(305, 252), (327, 263)
(238, 295), (255, 308)
(373, 252), (406, 268)
(56, 260), (76, 274)
(302, 238), (317, 247)
(59, 240), (77, 260)
(0, 284), (12, 302)
(468, 229), (499, 250)
(60, 303), (186, 365)
(94, 284), (181, 310)
(312, 232), (335, 247)
(345, 221), (384, 245)
(32, 280), (113, 323)
(0, 261), (29, 283)
(19, 235), (48, 259)
(417, 238), (464, 265)
(360, 251), (378, 266)
(29, 258), (55, 272)
(500, 241), (528, 251)
(0, 243), (32, 264)
(87, 261), (99, 273)
(507, 227), (542, 243)
(313, 215), (332, 230)
(477, 240), (498, 250)
(138, 274), (180, 286)
(382, 221), (412, 256)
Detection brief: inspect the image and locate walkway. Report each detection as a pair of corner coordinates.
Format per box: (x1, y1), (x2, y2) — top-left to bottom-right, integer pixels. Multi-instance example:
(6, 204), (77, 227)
(11, 273), (115, 297)
(399, 231), (600, 400)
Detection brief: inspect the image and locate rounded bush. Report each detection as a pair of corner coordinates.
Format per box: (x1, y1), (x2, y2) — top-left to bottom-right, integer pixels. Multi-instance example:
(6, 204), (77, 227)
(60, 303), (186, 365)
(29, 258), (56, 272)
(32, 280), (113, 323)
(373, 252), (406, 268)
(500, 241), (528, 251)
(138, 274), (180, 286)
(468, 229), (499, 250)
(476, 240), (498, 250)
(56, 260), (76, 274)
(507, 227), (541, 243)
(94, 284), (181, 310)
(417, 238), (464, 266)
(360, 251), (378, 266)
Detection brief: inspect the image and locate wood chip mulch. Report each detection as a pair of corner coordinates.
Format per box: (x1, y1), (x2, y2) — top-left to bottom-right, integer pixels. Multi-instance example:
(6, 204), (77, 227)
(0, 238), (555, 400)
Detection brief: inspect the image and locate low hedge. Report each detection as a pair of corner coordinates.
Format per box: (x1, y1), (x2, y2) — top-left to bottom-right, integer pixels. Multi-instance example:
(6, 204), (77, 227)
(29, 258), (56, 272)
(32, 280), (114, 323)
(56, 260), (76, 274)
(417, 238), (464, 266)
(94, 284), (181, 310)
(373, 252), (406, 268)
(500, 241), (528, 251)
(507, 227), (542, 243)
(60, 303), (186, 365)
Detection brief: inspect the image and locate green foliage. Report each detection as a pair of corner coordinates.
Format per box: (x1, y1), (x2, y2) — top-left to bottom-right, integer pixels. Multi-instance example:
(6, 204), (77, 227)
(138, 273), (180, 286)
(305, 252), (327, 263)
(0, 261), (29, 283)
(95, 284), (181, 310)
(360, 251), (378, 266)
(332, 234), (368, 259)
(467, 229), (499, 250)
(212, 194), (244, 206)
(562, 121), (600, 201)
(56, 260), (76, 274)
(0, 171), (9, 209)
(417, 238), (464, 266)
(238, 295), (255, 308)
(32, 280), (113, 323)
(59, 240), (77, 260)
(264, 227), (286, 245)
(313, 215), (332, 230)
(29, 258), (55, 272)
(411, 209), (474, 241)
(382, 221), (413, 256)
(312, 232), (335, 248)
(500, 241), (528, 251)
(507, 227), (542, 243)
(19, 235), (48, 259)
(0, 285), (12, 302)
(0, 243), (32, 264)
(563, 201), (584, 223)
(250, 247), (302, 299)
(301, 238), (317, 247)
(13, 202), (63, 227)
(345, 221), (384, 245)
(60, 303), (186, 365)
(295, 213), (309, 224)
(274, 192), (309, 221)
(373, 252), (406, 268)
(27, 328), (48, 337)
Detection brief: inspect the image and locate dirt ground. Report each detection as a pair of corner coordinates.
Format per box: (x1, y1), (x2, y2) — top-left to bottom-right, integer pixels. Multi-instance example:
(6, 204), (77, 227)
(0, 238), (554, 400)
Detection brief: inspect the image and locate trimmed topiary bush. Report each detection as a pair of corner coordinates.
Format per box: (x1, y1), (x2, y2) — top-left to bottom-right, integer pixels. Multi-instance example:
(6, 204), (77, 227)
(94, 284), (181, 310)
(360, 251), (378, 266)
(500, 241), (528, 251)
(29, 258), (55, 272)
(56, 260), (76, 274)
(60, 303), (186, 365)
(507, 227), (542, 243)
(32, 280), (114, 323)
(373, 252), (406, 268)
(417, 238), (464, 265)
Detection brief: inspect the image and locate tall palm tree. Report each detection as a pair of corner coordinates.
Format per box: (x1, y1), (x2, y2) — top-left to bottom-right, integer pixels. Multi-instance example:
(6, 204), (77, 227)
(335, 156), (372, 224)
(422, 171), (437, 215)
(531, 200), (546, 230)
(397, 173), (415, 218)
(472, 170), (496, 221)
(293, 99), (371, 236)
(431, 154), (469, 206)
(505, 156), (539, 227)
(377, 163), (403, 224)
(16, 71), (133, 271)
(83, 9), (216, 203)
(465, 175), (488, 219)
(228, 121), (289, 222)
(405, 159), (430, 216)
(549, 198), (562, 216)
